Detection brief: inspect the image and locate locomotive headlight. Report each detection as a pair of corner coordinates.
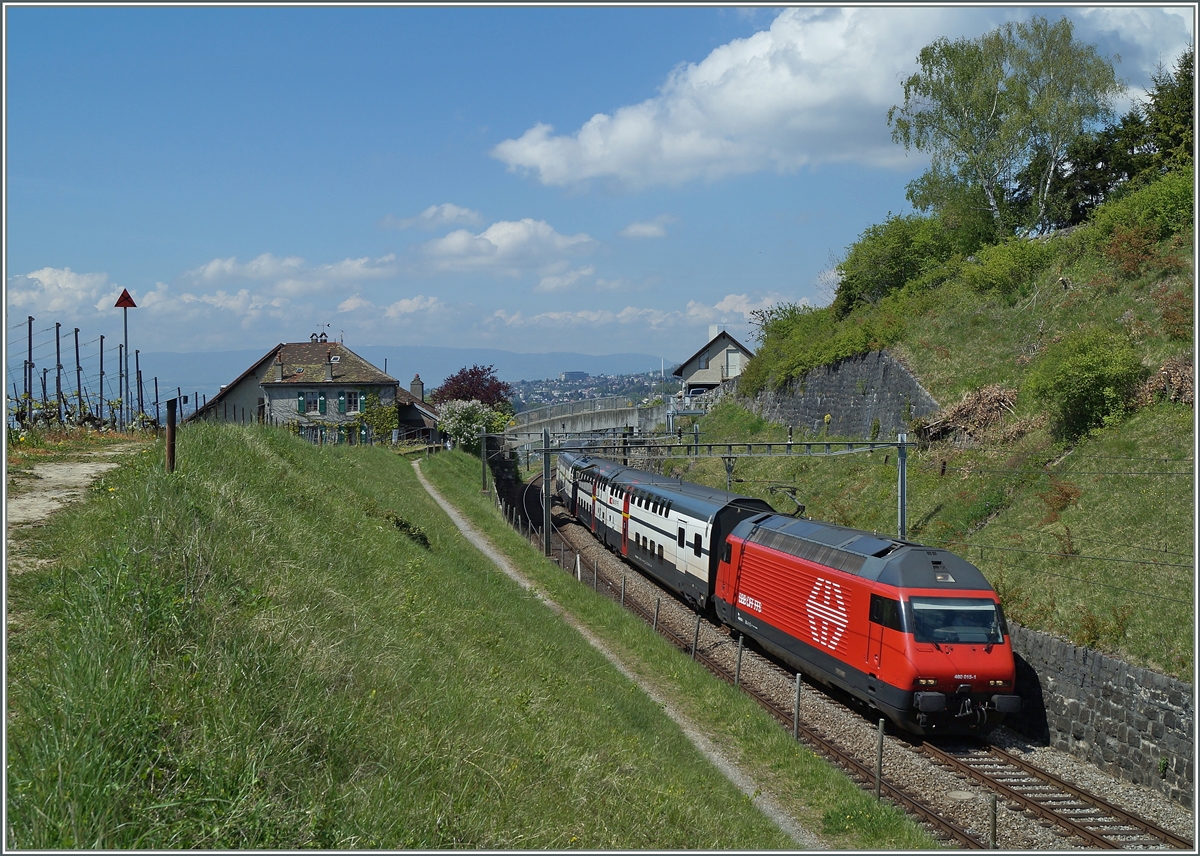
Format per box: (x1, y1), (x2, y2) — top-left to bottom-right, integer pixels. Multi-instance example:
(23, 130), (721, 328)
(915, 678), (938, 687)
(988, 679), (1010, 688)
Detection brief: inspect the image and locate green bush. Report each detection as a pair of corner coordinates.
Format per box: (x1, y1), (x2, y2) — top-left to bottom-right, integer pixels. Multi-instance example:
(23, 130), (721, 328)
(1088, 169), (1194, 242)
(1023, 329), (1147, 440)
(832, 213), (955, 318)
(959, 236), (1057, 297)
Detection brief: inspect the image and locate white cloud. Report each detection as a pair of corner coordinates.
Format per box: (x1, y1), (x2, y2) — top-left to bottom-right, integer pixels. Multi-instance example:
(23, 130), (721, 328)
(380, 203), (482, 230)
(535, 265), (595, 293)
(7, 267), (113, 315)
(384, 295), (442, 318)
(422, 218), (595, 276)
(183, 252), (399, 298)
(337, 294), (374, 313)
(492, 7), (1193, 189)
(620, 215), (676, 239)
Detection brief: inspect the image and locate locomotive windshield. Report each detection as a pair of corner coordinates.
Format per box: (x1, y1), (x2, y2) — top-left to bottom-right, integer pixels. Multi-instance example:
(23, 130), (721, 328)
(908, 597), (1006, 645)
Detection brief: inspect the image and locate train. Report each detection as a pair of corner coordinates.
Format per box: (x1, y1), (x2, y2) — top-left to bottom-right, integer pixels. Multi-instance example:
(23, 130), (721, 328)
(554, 450), (1021, 736)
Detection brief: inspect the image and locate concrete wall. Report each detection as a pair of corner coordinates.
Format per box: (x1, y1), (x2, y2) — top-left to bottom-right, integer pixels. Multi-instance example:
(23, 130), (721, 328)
(696, 349), (940, 440)
(1007, 623), (1193, 806)
(508, 402), (667, 440)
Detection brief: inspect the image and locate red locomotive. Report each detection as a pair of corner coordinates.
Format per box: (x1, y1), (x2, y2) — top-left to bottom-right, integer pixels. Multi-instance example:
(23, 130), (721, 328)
(556, 451), (1021, 735)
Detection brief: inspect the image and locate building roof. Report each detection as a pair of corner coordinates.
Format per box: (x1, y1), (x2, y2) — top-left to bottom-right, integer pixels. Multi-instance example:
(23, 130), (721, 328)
(192, 340), (437, 419)
(671, 330), (755, 378)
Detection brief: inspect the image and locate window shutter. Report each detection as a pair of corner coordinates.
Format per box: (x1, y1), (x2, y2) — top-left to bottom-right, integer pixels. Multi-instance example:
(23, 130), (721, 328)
(338, 391), (346, 414)
(318, 392), (327, 414)
(297, 390), (304, 413)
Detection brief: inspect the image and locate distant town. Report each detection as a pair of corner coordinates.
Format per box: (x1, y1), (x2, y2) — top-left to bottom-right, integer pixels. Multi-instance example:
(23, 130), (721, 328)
(510, 370), (683, 412)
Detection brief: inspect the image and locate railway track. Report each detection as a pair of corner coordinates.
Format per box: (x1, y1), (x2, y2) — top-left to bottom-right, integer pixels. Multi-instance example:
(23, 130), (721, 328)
(917, 741), (1193, 850)
(507, 477), (1191, 850)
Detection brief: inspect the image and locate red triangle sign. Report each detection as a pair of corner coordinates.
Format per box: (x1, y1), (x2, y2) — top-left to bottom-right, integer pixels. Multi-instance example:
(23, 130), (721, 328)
(114, 288), (137, 308)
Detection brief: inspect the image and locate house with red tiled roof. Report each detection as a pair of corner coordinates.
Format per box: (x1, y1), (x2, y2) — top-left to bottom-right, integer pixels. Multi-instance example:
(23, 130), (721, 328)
(192, 333), (438, 443)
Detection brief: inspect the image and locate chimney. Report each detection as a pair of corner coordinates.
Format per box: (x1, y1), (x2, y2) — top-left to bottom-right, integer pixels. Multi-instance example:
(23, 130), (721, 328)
(274, 350), (283, 382)
(709, 324), (720, 341)
(411, 374), (424, 402)
(325, 349), (334, 382)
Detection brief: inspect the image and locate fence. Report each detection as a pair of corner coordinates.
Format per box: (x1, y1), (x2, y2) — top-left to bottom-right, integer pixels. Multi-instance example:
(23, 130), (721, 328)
(6, 314), (209, 432)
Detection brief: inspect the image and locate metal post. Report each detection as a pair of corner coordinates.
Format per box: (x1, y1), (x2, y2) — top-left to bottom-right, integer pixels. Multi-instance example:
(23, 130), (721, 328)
(735, 634), (744, 687)
(54, 323), (62, 424)
(165, 398), (177, 473)
(542, 428), (552, 557)
(575, 553), (580, 581)
(875, 718), (885, 799)
(620, 575), (625, 607)
(135, 350), (142, 422)
(793, 672), (802, 739)
(594, 558), (598, 591)
(154, 377), (160, 428)
(897, 433), (908, 540)
(481, 428), (488, 493)
(25, 316), (33, 423)
(122, 305), (130, 433)
(653, 598), (660, 633)
(73, 328), (82, 422)
(989, 793), (997, 849)
(117, 344), (124, 430)
(98, 336), (104, 425)
(692, 613), (701, 660)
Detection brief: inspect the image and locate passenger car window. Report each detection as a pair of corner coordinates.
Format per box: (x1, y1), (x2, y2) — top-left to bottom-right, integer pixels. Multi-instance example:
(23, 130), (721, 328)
(692, 533), (702, 558)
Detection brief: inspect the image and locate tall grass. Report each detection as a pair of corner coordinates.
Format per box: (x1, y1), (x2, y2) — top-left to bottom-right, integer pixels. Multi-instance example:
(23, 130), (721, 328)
(7, 424), (829, 849)
(420, 450), (938, 850)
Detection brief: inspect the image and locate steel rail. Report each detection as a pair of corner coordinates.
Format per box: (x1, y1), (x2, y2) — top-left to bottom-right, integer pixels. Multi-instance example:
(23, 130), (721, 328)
(919, 741), (1191, 850)
(987, 744), (1193, 850)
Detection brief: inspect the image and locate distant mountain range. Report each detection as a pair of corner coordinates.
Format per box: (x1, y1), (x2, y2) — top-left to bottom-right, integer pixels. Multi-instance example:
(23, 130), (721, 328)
(139, 344), (670, 403)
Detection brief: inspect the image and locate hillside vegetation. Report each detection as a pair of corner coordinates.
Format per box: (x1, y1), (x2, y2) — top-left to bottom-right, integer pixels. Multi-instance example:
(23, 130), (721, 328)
(676, 169), (1194, 679)
(6, 425), (933, 849)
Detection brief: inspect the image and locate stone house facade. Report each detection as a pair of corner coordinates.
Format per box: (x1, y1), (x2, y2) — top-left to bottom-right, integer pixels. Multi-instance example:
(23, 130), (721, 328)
(193, 334), (438, 442)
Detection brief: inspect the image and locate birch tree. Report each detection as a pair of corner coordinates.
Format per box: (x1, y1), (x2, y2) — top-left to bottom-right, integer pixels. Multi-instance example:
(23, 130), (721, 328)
(889, 16), (1122, 236)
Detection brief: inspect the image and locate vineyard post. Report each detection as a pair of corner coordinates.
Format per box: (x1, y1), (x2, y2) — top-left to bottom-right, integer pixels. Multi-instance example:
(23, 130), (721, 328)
(154, 377), (160, 428)
(55, 323), (63, 424)
(118, 344), (124, 429)
(135, 350), (143, 422)
(542, 427), (551, 557)
(73, 328), (82, 420)
(166, 398), (177, 472)
(98, 336), (105, 425)
(25, 316), (33, 423)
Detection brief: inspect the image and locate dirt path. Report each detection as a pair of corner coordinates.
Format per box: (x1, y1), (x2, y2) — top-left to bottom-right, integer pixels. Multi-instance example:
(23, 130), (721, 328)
(6, 443), (145, 567)
(411, 459), (826, 850)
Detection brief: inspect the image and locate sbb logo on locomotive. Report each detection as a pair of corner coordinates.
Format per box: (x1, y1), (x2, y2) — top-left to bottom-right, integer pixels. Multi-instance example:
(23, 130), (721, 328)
(807, 578), (848, 650)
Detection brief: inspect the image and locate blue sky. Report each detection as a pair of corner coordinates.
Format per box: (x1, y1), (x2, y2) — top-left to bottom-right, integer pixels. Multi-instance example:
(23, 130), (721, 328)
(5, 5), (1194, 367)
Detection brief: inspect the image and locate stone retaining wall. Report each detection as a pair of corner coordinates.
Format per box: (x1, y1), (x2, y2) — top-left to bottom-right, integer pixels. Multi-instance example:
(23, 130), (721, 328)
(1007, 623), (1193, 806)
(747, 349), (940, 439)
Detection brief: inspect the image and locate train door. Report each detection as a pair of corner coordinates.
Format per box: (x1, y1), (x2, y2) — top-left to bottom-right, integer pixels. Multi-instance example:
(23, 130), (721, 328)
(866, 593), (894, 670)
(620, 491), (630, 557)
(590, 480), (598, 534)
(570, 480), (579, 517)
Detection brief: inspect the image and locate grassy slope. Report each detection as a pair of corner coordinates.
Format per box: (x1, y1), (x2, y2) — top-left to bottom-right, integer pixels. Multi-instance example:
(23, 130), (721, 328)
(420, 449), (937, 849)
(5, 424), (934, 850)
(675, 226), (1194, 678)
